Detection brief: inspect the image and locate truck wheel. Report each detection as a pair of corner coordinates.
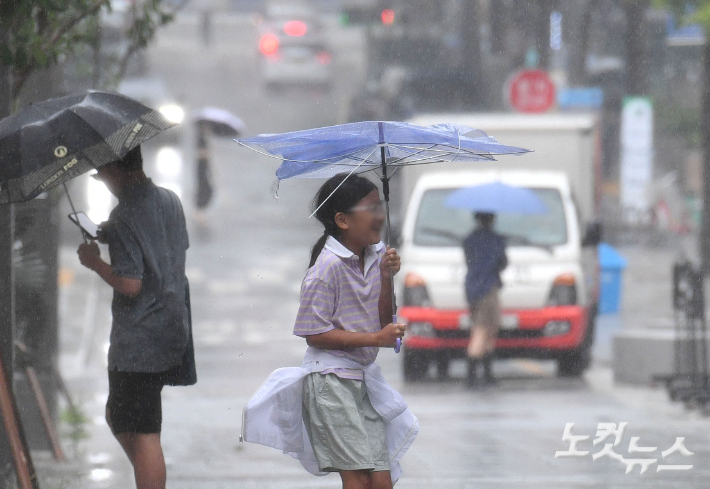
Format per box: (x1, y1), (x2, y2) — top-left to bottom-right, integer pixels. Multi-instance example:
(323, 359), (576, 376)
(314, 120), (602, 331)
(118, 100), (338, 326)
(557, 345), (591, 377)
(403, 349), (429, 382)
(558, 307), (596, 377)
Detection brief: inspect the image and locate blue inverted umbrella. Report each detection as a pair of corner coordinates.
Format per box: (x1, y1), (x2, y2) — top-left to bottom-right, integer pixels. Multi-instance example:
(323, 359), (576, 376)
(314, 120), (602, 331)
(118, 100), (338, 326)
(237, 121), (530, 237)
(445, 182), (548, 215)
(238, 121), (529, 181)
(237, 121), (531, 353)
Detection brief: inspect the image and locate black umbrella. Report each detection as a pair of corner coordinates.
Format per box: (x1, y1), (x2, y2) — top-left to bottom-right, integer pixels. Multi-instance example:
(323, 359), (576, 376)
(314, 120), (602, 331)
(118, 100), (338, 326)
(0, 90), (175, 204)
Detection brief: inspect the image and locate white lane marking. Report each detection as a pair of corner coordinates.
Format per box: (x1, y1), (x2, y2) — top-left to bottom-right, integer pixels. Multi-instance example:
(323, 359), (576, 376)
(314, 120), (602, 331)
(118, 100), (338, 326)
(195, 320), (237, 345)
(242, 331), (267, 345)
(208, 280), (248, 295)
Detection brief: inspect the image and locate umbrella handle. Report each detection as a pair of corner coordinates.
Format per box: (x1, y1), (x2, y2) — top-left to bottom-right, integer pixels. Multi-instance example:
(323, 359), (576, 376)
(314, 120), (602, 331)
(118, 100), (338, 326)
(379, 141), (400, 354)
(63, 184), (88, 244)
(394, 315), (401, 353)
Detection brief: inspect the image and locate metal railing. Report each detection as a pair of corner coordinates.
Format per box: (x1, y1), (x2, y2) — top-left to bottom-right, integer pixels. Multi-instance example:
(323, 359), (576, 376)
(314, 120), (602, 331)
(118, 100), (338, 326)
(653, 261), (710, 408)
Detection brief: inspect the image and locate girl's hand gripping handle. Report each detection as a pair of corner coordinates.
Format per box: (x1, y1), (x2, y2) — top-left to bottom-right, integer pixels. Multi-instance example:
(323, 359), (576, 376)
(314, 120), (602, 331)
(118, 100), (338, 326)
(394, 315), (401, 353)
(378, 321), (405, 350)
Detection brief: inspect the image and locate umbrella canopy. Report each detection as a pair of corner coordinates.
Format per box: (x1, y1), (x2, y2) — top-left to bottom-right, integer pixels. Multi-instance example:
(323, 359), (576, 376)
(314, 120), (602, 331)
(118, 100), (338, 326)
(0, 90), (175, 204)
(238, 121), (530, 181)
(237, 120), (531, 238)
(193, 107), (246, 137)
(444, 182), (548, 215)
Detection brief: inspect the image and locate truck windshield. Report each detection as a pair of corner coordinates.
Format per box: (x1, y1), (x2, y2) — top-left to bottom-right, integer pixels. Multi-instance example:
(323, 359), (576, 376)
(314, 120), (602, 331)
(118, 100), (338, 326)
(412, 187), (568, 248)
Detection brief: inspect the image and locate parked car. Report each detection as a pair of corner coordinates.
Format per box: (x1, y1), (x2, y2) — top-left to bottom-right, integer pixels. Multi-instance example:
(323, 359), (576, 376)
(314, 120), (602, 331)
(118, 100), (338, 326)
(256, 1), (333, 90)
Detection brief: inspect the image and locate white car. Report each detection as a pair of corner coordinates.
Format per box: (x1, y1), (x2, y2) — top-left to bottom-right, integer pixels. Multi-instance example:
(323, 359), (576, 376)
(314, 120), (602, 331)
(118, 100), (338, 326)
(257, 1), (333, 89)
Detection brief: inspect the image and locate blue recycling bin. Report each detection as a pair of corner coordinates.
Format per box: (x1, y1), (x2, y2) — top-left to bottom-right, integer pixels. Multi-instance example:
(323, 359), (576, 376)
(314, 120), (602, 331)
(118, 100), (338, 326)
(598, 243), (628, 315)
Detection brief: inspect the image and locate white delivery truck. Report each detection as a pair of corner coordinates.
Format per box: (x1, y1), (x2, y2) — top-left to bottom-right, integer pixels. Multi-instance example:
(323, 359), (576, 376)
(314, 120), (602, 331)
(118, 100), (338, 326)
(393, 113), (603, 380)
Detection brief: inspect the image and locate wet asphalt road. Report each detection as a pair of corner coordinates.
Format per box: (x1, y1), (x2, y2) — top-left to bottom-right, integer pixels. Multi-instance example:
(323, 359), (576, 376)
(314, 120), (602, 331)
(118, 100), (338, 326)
(49, 7), (710, 489)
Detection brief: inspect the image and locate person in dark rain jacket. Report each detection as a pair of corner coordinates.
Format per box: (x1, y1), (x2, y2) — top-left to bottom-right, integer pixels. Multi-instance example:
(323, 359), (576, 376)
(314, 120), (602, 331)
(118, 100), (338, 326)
(463, 212), (508, 387)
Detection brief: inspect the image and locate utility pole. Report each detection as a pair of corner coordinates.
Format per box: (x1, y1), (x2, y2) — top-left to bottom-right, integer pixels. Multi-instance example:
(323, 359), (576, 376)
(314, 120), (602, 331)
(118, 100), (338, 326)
(534, 0), (555, 70)
(623, 0), (651, 95)
(0, 21), (16, 479)
(701, 40), (710, 274)
(461, 0), (484, 108)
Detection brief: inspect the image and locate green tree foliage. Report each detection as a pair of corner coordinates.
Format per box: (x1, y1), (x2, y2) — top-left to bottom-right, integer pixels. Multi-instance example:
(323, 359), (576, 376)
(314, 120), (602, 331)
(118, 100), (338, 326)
(0, 0), (178, 103)
(658, 0), (710, 28)
(656, 0), (710, 272)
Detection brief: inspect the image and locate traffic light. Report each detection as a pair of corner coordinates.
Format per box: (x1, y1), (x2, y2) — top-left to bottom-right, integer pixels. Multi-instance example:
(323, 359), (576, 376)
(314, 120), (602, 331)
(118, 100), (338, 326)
(339, 3), (396, 26)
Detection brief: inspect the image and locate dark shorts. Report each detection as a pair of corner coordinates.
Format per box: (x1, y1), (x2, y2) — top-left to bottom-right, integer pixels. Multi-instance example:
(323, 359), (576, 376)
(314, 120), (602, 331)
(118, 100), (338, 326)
(106, 367), (177, 434)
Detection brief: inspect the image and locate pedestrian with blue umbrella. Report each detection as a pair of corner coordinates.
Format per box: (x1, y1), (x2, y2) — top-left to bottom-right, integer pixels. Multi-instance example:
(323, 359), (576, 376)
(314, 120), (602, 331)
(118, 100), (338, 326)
(461, 211), (508, 387)
(445, 182), (547, 387)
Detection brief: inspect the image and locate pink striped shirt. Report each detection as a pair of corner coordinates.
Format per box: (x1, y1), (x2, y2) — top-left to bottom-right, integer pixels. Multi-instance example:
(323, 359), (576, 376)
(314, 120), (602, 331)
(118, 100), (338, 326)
(294, 236), (386, 380)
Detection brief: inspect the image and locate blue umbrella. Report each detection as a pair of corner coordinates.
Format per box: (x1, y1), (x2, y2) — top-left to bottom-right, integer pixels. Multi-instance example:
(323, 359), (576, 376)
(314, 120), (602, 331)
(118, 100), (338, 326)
(237, 121), (530, 239)
(239, 121), (529, 180)
(444, 182), (548, 215)
(237, 121), (531, 353)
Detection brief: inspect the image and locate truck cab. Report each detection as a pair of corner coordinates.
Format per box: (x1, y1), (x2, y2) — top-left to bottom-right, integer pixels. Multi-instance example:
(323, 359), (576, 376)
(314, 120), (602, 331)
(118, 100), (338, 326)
(393, 113), (602, 380)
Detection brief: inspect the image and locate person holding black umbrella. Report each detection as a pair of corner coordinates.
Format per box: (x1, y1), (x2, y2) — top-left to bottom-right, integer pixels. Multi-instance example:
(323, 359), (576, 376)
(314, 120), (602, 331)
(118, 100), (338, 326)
(0, 90), (192, 488)
(463, 212), (508, 388)
(77, 146), (192, 489)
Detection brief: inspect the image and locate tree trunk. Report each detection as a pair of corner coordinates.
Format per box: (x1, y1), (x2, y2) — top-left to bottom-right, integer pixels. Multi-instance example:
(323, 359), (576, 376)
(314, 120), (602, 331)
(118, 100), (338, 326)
(701, 41), (710, 274)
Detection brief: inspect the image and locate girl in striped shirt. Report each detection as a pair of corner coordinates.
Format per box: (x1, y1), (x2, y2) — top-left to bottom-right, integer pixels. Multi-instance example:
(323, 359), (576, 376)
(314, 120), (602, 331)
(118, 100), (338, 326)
(295, 173), (407, 489)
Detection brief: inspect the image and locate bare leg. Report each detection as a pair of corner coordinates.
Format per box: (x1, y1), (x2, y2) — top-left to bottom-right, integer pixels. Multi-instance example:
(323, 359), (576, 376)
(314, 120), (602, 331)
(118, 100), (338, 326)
(131, 433), (166, 489)
(106, 408), (166, 489)
(371, 471), (393, 489)
(106, 408), (136, 463)
(467, 325), (486, 359)
(340, 470), (372, 489)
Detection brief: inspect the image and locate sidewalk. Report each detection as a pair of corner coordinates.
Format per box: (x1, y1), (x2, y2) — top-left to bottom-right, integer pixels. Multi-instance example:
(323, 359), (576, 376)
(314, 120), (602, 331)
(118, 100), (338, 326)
(32, 246), (135, 488)
(576, 238), (687, 370)
(618, 244), (684, 332)
(609, 236), (703, 384)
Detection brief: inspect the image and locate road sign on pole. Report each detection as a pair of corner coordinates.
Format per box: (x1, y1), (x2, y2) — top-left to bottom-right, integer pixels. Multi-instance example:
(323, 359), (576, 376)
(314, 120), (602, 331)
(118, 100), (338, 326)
(507, 69), (556, 113)
(620, 97), (654, 223)
(557, 87), (604, 110)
